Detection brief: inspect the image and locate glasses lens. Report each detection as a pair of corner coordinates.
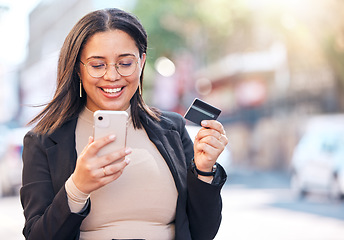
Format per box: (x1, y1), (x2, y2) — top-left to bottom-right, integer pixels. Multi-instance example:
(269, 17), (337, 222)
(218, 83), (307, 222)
(86, 60), (106, 78)
(85, 57), (138, 77)
(117, 57), (137, 76)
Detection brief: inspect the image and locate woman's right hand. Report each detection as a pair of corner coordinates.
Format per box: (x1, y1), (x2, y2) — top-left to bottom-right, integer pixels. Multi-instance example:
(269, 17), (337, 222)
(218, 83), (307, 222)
(72, 135), (132, 194)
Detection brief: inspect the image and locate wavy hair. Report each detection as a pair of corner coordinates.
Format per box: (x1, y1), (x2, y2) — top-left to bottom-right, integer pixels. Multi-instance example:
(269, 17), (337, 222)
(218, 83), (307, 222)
(30, 8), (160, 135)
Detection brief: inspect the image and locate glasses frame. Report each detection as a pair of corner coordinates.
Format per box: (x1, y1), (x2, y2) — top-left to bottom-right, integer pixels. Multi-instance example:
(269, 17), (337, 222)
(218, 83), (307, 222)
(80, 58), (139, 78)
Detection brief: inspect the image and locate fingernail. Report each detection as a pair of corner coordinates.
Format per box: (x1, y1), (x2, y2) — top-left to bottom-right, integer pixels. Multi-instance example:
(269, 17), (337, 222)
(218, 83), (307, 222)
(125, 157), (131, 165)
(125, 148), (132, 154)
(201, 120), (208, 127)
(108, 135), (116, 140)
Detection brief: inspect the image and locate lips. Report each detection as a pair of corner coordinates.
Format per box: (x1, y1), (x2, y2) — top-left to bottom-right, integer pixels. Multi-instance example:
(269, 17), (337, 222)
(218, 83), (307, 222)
(99, 86), (124, 95)
(101, 87), (122, 94)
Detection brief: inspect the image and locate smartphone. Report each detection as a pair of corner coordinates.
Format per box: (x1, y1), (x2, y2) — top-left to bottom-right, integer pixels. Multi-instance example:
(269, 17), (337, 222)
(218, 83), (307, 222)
(93, 110), (129, 157)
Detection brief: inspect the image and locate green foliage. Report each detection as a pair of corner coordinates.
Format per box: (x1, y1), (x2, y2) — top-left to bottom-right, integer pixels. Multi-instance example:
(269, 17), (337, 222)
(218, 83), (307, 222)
(133, 0), (189, 63)
(133, 0), (344, 97)
(133, 0), (250, 65)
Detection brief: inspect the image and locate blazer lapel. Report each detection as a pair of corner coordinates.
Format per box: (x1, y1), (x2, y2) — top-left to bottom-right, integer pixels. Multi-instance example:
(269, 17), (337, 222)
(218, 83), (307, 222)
(140, 113), (188, 193)
(45, 118), (78, 194)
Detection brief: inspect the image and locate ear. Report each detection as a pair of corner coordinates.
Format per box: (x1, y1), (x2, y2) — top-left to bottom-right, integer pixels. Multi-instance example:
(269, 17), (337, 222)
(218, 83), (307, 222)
(140, 53), (146, 69)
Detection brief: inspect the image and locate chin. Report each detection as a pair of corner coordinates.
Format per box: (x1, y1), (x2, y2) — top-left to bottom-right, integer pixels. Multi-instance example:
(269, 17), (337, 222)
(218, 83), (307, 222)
(103, 104), (129, 111)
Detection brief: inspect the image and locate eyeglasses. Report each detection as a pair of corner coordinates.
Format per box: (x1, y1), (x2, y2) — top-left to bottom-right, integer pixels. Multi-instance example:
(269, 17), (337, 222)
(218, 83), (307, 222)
(80, 57), (138, 78)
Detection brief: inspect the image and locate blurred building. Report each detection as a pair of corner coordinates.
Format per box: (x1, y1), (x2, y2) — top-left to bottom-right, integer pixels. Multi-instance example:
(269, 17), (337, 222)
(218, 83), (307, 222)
(194, 42), (289, 115)
(15, 0), (343, 172)
(0, 66), (20, 124)
(19, 0), (92, 125)
(0, 4), (20, 124)
(194, 40), (340, 170)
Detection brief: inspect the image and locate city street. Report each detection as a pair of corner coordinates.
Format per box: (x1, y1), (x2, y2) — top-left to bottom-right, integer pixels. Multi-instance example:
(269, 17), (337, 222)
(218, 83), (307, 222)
(1, 171), (344, 239)
(0, 194), (24, 239)
(215, 171), (344, 240)
(1, 1), (344, 240)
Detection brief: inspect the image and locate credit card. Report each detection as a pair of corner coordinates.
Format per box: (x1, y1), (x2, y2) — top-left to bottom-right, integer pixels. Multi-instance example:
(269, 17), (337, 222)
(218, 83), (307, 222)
(184, 98), (221, 126)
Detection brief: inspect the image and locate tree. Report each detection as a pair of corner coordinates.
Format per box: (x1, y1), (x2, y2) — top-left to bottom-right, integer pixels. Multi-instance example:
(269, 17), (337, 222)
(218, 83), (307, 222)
(133, 0), (250, 66)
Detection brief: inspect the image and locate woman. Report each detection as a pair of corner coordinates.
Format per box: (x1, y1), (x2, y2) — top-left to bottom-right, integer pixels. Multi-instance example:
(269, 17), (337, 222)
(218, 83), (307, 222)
(20, 8), (228, 240)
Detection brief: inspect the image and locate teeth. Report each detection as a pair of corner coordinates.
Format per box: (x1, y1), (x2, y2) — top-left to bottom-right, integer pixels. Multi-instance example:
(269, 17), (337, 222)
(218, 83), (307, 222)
(103, 88), (122, 94)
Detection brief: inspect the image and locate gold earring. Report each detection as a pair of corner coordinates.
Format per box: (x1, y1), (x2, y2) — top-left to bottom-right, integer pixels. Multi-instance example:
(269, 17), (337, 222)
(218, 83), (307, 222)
(139, 84), (142, 95)
(80, 80), (82, 98)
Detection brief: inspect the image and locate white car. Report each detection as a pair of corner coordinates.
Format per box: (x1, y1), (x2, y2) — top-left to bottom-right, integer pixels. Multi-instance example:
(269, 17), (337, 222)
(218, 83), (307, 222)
(290, 115), (344, 200)
(185, 125), (231, 172)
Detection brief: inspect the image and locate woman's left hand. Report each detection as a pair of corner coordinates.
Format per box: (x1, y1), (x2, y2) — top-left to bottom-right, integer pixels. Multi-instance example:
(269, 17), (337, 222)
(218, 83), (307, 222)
(193, 120), (229, 173)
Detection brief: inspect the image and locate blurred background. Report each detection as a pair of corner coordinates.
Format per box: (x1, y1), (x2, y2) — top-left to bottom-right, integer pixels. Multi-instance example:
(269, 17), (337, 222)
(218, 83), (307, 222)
(1, 0), (344, 239)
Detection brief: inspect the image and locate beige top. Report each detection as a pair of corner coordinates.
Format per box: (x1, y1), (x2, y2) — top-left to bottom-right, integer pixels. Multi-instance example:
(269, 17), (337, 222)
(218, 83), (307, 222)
(74, 107), (178, 240)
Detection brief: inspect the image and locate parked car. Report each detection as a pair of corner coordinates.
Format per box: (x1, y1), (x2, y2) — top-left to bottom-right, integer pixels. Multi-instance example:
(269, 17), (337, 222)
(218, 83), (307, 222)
(290, 115), (344, 200)
(185, 125), (231, 172)
(0, 127), (31, 197)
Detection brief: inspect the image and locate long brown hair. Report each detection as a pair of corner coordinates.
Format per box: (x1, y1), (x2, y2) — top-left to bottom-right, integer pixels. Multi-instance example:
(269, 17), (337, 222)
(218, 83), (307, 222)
(30, 8), (160, 135)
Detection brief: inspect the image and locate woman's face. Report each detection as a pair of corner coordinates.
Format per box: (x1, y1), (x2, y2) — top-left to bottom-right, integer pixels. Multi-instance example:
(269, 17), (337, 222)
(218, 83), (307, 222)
(79, 29), (146, 112)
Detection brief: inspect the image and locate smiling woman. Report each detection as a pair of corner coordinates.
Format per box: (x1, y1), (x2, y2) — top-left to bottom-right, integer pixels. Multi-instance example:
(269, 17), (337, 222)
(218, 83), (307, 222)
(28, 9), (158, 133)
(79, 30), (146, 112)
(20, 8), (228, 240)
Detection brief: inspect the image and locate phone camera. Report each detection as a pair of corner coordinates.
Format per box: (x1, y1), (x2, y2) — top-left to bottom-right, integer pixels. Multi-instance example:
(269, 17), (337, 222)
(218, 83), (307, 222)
(98, 116), (103, 121)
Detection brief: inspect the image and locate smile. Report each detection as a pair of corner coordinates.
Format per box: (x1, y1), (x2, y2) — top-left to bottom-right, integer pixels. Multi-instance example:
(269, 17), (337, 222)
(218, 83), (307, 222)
(101, 87), (123, 94)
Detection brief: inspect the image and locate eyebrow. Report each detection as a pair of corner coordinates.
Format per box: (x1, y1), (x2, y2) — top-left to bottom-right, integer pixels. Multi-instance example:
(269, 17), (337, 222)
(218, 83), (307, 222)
(118, 53), (136, 58)
(86, 53), (137, 61)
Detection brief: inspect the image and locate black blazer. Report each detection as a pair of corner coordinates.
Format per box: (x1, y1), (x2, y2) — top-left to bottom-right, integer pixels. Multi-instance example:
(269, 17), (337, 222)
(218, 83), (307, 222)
(20, 110), (227, 240)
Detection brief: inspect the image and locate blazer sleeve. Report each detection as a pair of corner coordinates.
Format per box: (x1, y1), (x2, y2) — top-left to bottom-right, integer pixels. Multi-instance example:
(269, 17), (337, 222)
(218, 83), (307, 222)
(20, 132), (89, 240)
(179, 119), (227, 240)
(187, 165), (227, 240)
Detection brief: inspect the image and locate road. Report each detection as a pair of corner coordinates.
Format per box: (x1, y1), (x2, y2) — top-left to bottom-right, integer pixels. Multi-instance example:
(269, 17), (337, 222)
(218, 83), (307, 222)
(215, 171), (344, 240)
(0, 194), (24, 239)
(1, 171), (344, 240)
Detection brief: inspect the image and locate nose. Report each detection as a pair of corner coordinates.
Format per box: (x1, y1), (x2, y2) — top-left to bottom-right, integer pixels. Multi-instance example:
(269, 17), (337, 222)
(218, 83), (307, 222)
(103, 63), (121, 81)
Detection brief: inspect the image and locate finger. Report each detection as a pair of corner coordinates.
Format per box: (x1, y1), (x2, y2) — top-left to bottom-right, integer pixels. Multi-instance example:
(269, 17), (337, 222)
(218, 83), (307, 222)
(86, 134), (116, 156)
(196, 128), (222, 141)
(98, 147), (132, 167)
(102, 157), (130, 177)
(197, 135), (224, 152)
(219, 134), (229, 146)
(199, 121), (228, 147)
(201, 120), (226, 135)
(195, 142), (222, 161)
(79, 136), (95, 157)
(100, 168), (126, 185)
